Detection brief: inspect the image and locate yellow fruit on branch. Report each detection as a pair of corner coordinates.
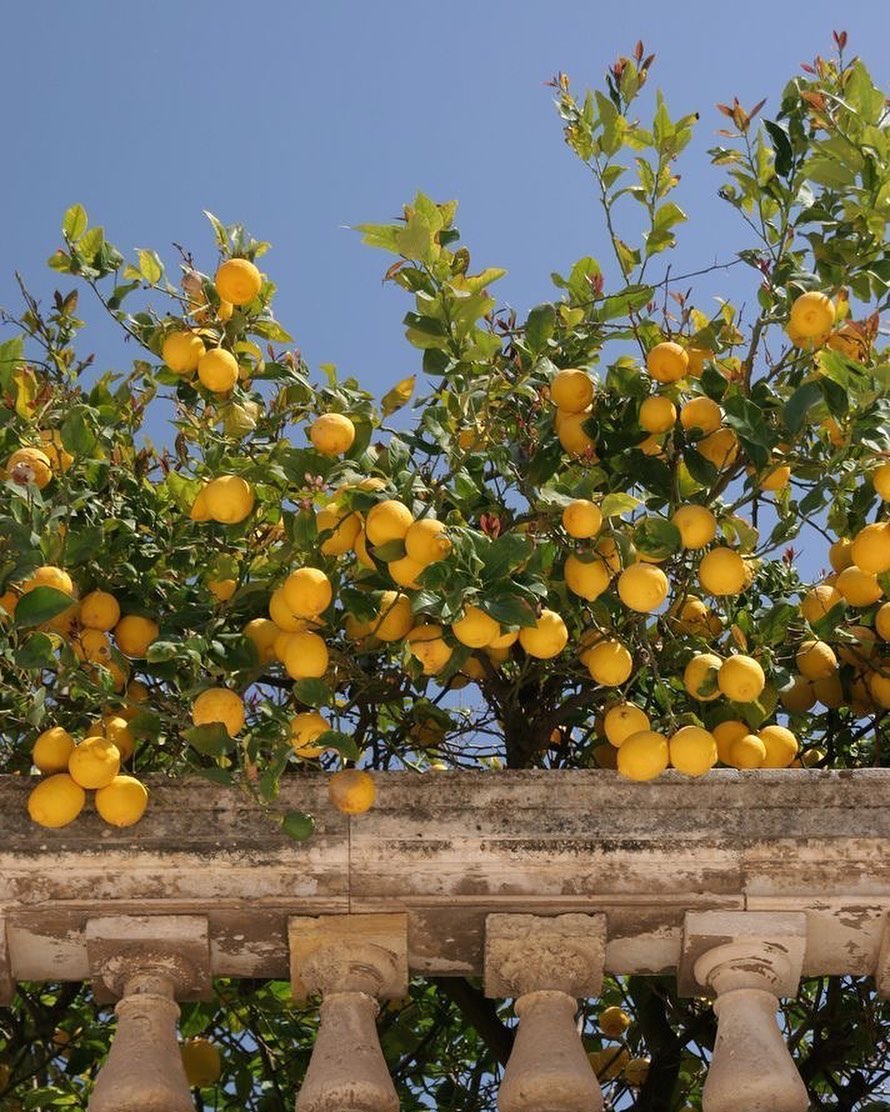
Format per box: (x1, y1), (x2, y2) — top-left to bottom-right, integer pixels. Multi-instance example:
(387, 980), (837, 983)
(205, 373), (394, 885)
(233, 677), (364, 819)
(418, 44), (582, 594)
(850, 522), (890, 576)
(835, 565), (882, 608)
(202, 475), (255, 525)
(758, 725), (798, 768)
(828, 538), (854, 573)
(283, 631), (330, 679)
(79, 589), (121, 631)
(21, 565), (74, 596)
(405, 518), (451, 563)
(617, 730), (669, 781)
(698, 547), (747, 596)
(598, 1005), (631, 1038)
(95, 776), (149, 827)
(603, 702), (650, 747)
(872, 461), (890, 501)
(796, 639), (838, 681)
(669, 725), (718, 776)
(696, 427), (739, 470)
(27, 774), (86, 829)
(309, 413), (356, 457)
(180, 1037), (222, 1088)
(800, 584), (843, 624)
(365, 500), (414, 546)
(243, 617), (279, 664)
(555, 407), (597, 458)
(671, 505), (717, 550)
(282, 567), (332, 619)
(550, 367), (594, 413)
(68, 736), (121, 790)
(728, 733), (766, 769)
(328, 768), (376, 814)
(32, 727), (76, 774)
(371, 591), (413, 642)
(197, 347), (239, 393)
(779, 675), (816, 713)
(564, 553), (611, 601)
(215, 257), (262, 306)
(452, 605), (500, 649)
(317, 507), (362, 556)
(561, 499), (602, 539)
(680, 396), (722, 435)
(683, 653), (723, 702)
(289, 711), (333, 757)
(617, 563), (668, 613)
(518, 609), (568, 659)
(7, 447), (53, 489)
(646, 341), (688, 383)
(161, 330), (205, 374)
(584, 639), (633, 686)
(407, 624), (454, 675)
(114, 614), (159, 658)
(712, 719), (749, 764)
(388, 554), (426, 589)
(191, 688), (246, 737)
(789, 290), (836, 339)
(638, 395), (677, 434)
(717, 654), (766, 704)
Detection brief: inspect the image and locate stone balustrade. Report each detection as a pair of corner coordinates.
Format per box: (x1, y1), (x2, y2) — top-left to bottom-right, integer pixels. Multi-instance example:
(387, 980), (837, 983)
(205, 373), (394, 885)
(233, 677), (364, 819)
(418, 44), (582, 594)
(0, 769), (887, 1110)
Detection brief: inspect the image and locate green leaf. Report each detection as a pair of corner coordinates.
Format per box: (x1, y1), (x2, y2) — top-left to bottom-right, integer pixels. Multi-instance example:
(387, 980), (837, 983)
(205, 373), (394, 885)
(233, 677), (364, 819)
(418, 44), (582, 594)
(63, 525), (104, 566)
(62, 203), (88, 241)
(146, 641), (178, 663)
(600, 492), (642, 517)
(633, 518), (681, 559)
(757, 601), (798, 645)
(316, 730), (359, 760)
(481, 534), (534, 580)
(783, 380), (822, 434)
(479, 595), (538, 629)
(764, 120), (793, 178)
(596, 284), (653, 321)
(203, 210), (229, 251)
(183, 724), (234, 756)
(15, 631), (55, 669)
(565, 256), (601, 304)
(381, 374), (415, 417)
(61, 409), (98, 455)
(137, 249), (163, 284)
(77, 226), (105, 261)
(281, 810), (316, 841)
(293, 678), (331, 707)
(193, 766), (234, 786)
(14, 587), (75, 629)
(0, 336), (24, 391)
(722, 394), (772, 468)
(525, 304), (556, 353)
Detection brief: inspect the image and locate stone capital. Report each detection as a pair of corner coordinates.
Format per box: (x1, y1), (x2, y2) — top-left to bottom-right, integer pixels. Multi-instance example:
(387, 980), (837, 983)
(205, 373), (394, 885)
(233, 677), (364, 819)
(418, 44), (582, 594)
(484, 913), (605, 999)
(85, 914), (211, 1003)
(679, 910), (806, 998)
(289, 914), (408, 1002)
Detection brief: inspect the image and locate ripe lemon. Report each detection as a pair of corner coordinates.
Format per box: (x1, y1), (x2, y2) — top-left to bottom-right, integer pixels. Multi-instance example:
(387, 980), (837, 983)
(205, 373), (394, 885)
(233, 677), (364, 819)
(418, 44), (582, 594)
(717, 655), (765, 703)
(639, 434), (665, 457)
(623, 1057), (650, 1088)
(728, 733), (766, 769)
(243, 618), (279, 664)
(282, 568), (332, 619)
(92, 717), (135, 762)
(328, 768), (375, 814)
(565, 554), (611, 601)
(669, 725), (718, 776)
(758, 464), (791, 492)
(699, 547), (746, 596)
(407, 624), (453, 675)
(388, 554), (426, 589)
(0, 589), (18, 619)
(685, 346), (714, 377)
(588, 1047), (630, 1081)
(680, 397), (722, 434)
(8, 447), (53, 489)
(712, 719), (749, 764)
(518, 609), (568, 659)
(873, 461), (890, 501)
(309, 413), (356, 456)
(779, 676), (816, 713)
(197, 347), (239, 393)
(800, 584), (843, 624)
(283, 631), (329, 679)
(79, 590), (121, 631)
(789, 290), (835, 338)
(669, 595), (720, 638)
(114, 615), (159, 657)
(683, 653), (722, 701)
(551, 368), (594, 412)
(405, 518), (452, 563)
(561, 500), (602, 539)
(95, 776), (149, 827)
(758, 725), (798, 768)
(452, 605), (500, 648)
(32, 726), (76, 773)
(343, 613), (373, 642)
(598, 1006), (630, 1038)
(203, 475), (255, 524)
(289, 711), (332, 757)
(27, 773), (86, 828)
(796, 639), (838, 681)
(208, 578), (236, 602)
(191, 688), (245, 737)
(215, 258), (262, 305)
(365, 500), (414, 546)
(617, 730), (669, 781)
(268, 587), (309, 632)
(646, 342), (688, 383)
(73, 628), (113, 664)
(22, 565), (74, 596)
(317, 508), (362, 556)
(829, 539), (854, 572)
(372, 591), (414, 642)
(190, 487), (212, 522)
(555, 408), (597, 457)
(180, 1037), (222, 1088)
(353, 528), (376, 570)
(595, 536), (624, 574)
(866, 669), (890, 709)
(617, 564), (668, 612)
(489, 628), (519, 650)
(68, 736), (121, 789)
(603, 702), (650, 747)
(585, 639), (633, 685)
(813, 673), (844, 708)
(850, 522), (890, 575)
(38, 430), (73, 472)
(875, 602), (890, 641)
(697, 427), (739, 470)
(835, 565), (882, 607)
(639, 395), (677, 434)
(672, 505), (717, 550)
(162, 330), (205, 374)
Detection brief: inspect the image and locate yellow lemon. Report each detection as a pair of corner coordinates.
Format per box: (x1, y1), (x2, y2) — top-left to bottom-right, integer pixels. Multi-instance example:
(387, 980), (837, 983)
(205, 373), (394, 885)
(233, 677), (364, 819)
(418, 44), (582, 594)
(243, 618), (279, 664)
(388, 554), (426, 589)
(406, 624), (453, 675)
(191, 688), (245, 737)
(283, 631), (330, 679)
(623, 1057), (651, 1088)
(95, 776), (149, 827)
(372, 591), (414, 642)
(585, 639), (633, 685)
(289, 711), (332, 757)
(268, 587), (308, 632)
(190, 486), (212, 522)
(452, 605), (500, 649)
(197, 347), (239, 393)
(712, 719), (749, 764)
(551, 368), (594, 412)
(872, 461), (890, 501)
(598, 1006), (631, 1038)
(282, 568), (332, 619)
(215, 258), (262, 305)
(32, 727), (76, 773)
(835, 565), (882, 608)
(518, 609), (568, 659)
(365, 500), (414, 546)
(697, 427), (739, 470)
(27, 774), (86, 829)
(729, 733), (766, 769)
(717, 655), (766, 703)
(68, 736), (120, 790)
(646, 342), (688, 383)
(38, 430), (74, 472)
(789, 290), (835, 338)
(800, 584), (843, 624)
(779, 675), (816, 713)
(685, 346), (714, 377)
(875, 602), (890, 641)
(672, 505), (717, 550)
(564, 554), (611, 601)
(638, 395), (677, 434)
(203, 475), (255, 524)
(604, 702), (650, 747)
(555, 407), (598, 457)
(759, 464), (791, 492)
(669, 725), (718, 776)
(208, 578), (237, 602)
(680, 397), (722, 434)
(828, 538), (853, 572)
(162, 330), (205, 374)
(7, 447), (53, 489)
(758, 725), (798, 768)
(72, 628), (113, 665)
(683, 653), (722, 701)
(317, 508), (362, 556)
(617, 730), (669, 781)
(180, 1037), (222, 1088)
(561, 500), (602, 539)
(813, 673), (844, 708)
(796, 639), (838, 681)
(866, 669), (890, 709)
(328, 768), (375, 814)
(699, 547), (746, 596)
(851, 522), (890, 576)
(617, 564), (668, 613)
(22, 565), (74, 596)
(309, 413), (356, 456)
(405, 518), (452, 563)
(114, 615), (159, 657)
(79, 590), (121, 631)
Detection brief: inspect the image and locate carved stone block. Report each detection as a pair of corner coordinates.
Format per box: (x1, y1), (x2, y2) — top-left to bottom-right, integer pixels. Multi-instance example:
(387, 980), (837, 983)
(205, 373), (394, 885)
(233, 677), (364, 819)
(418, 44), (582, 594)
(679, 910), (806, 998)
(484, 913), (606, 999)
(289, 913), (408, 1002)
(85, 914), (211, 1003)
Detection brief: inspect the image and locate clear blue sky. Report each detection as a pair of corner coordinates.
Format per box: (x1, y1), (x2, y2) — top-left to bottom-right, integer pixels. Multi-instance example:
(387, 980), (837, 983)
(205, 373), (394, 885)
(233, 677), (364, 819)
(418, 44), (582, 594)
(1, 0), (887, 410)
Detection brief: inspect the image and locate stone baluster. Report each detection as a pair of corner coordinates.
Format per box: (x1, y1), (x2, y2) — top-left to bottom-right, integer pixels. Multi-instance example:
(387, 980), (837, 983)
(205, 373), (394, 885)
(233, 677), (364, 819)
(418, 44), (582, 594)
(485, 913), (606, 1112)
(680, 911), (809, 1112)
(85, 916), (211, 1112)
(289, 914), (408, 1112)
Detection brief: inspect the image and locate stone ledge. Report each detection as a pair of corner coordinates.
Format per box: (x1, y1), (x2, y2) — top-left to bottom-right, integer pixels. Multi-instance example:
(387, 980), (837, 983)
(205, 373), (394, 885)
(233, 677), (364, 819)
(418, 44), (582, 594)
(0, 770), (887, 991)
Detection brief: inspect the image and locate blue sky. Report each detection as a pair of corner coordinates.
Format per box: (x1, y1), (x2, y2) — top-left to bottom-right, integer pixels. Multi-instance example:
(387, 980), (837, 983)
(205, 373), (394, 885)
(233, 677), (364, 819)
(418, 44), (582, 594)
(1, 1), (887, 416)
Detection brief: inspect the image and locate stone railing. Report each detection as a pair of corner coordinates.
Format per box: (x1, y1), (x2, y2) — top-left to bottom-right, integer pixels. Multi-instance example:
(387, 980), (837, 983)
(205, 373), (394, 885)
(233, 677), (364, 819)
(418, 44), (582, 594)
(1, 769), (888, 1110)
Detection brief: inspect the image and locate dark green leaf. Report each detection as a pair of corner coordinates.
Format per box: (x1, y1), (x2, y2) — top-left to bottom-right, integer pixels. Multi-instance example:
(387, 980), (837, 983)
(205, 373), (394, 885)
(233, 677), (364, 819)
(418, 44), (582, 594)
(14, 587), (75, 628)
(700, 364), (727, 402)
(723, 394), (772, 468)
(764, 120), (793, 178)
(293, 679), (331, 707)
(479, 595), (538, 628)
(61, 409), (98, 455)
(481, 534), (534, 579)
(63, 526), (104, 566)
(15, 631), (55, 669)
(757, 601), (799, 645)
(315, 730), (359, 760)
(183, 724), (234, 756)
(525, 303), (556, 353)
(596, 284), (653, 321)
(633, 518), (681, 559)
(783, 380), (822, 434)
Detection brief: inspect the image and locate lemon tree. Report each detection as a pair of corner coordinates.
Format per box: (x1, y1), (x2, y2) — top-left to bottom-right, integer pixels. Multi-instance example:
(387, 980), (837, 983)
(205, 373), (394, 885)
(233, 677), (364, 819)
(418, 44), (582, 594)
(0, 35), (887, 1112)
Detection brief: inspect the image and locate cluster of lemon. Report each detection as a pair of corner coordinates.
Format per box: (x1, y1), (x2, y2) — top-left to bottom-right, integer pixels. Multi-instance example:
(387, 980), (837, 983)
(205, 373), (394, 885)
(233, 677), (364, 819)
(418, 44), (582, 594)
(588, 1005), (649, 1088)
(0, 571), (159, 692)
(26, 718), (148, 829)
